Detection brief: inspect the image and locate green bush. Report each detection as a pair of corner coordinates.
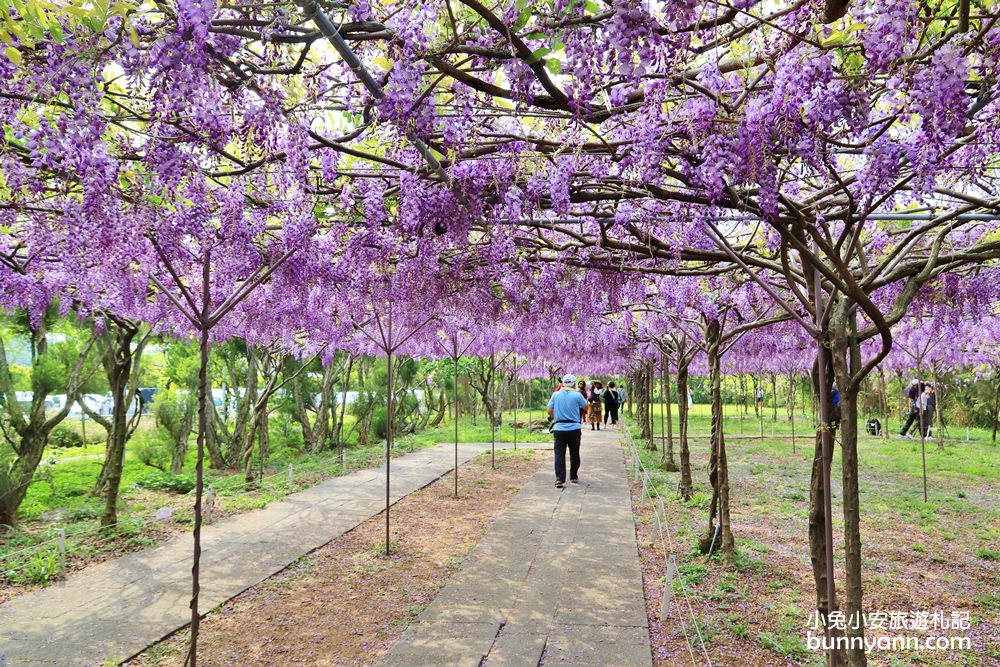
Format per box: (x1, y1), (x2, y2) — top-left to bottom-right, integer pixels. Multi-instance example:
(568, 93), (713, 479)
(133, 471), (195, 494)
(67, 503), (100, 521)
(130, 429), (172, 472)
(4, 547), (61, 585)
(49, 426), (84, 449)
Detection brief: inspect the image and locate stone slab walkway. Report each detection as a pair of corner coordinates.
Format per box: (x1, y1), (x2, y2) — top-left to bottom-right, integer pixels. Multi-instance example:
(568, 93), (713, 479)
(0, 441), (533, 667)
(380, 428), (652, 667)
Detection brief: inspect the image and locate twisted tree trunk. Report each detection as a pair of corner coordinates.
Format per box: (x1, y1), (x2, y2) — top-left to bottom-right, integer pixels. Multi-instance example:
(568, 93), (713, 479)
(703, 320), (734, 564)
(830, 305), (866, 667)
(100, 323), (140, 528)
(677, 359), (693, 500)
(662, 365), (677, 471)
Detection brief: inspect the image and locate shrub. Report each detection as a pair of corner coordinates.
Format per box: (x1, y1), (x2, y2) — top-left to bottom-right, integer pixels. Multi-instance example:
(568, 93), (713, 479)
(49, 426), (84, 449)
(67, 504), (100, 521)
(134, 471), (195, 494)
(130, 429), (172, 472)
(4, 547), (61, 585)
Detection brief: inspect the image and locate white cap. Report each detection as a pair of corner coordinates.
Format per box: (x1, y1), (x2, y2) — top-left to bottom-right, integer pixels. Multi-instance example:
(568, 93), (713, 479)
(562, 374), (576, 384)
(911, 379), (919, 385)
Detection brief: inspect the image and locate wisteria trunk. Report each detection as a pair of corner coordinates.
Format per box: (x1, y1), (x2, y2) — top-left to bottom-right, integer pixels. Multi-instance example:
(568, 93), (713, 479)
(677, 361), (693, 500)
(645, 364), (656, 450)
(637, 367), (652, 444)
(662, 366), (677, 471)
(830, 308), (867, 667)
(100, 326), (136, 528)
(993, 370), (1000, 442)
(704, 322), (734, 564)
(807, 361), (840, 660)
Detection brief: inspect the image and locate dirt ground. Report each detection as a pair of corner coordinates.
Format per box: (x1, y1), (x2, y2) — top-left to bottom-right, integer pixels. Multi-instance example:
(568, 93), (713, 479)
(127, 448), (546, 667)
(630, 439), (999, 667)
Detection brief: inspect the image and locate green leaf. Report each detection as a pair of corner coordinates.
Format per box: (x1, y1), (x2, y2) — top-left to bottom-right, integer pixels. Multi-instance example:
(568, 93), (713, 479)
(62, 5), (91, 20)
(820, 23), (863, 48)
(546, 59), (561, 76)
(49, 20), (64, 43)
(513, 7), (531, 31)
(525, 46), (550, 65)
(128, 23), (139, 47)
(4, 45), (21, 65)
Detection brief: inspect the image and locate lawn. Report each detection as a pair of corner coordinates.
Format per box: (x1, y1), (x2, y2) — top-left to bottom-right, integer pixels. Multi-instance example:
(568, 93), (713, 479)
(0, 409), (551, 596)
(626, 405), (999, 666)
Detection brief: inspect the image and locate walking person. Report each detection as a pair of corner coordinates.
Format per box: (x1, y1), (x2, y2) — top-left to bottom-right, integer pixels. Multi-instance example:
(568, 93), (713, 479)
(588, 381), (604, 430)
(548, 374), (588, 488)
(899, 379), (921, 439)
(604, 381), (620, 426)
(920, 384), (936, 438)
(577, 379), (588, 423)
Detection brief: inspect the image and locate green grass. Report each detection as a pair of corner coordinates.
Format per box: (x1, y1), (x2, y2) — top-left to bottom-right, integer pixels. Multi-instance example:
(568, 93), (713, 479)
(2, 408), (554, 569)
(406, 409), (552, 447)
(643, 399), (1000, 445)
(625, 403), (998, 666)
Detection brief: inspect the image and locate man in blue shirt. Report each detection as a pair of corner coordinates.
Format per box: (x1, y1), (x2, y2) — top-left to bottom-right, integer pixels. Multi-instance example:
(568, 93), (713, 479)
(547, 374), (588, 488)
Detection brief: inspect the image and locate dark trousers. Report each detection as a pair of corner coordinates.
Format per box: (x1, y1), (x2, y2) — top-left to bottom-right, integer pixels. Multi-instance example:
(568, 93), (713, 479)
(900, 410), (920, 436)
(604, 405), (619, 424)
(921, 414), (934, 438)
(553, 429), (582, 483)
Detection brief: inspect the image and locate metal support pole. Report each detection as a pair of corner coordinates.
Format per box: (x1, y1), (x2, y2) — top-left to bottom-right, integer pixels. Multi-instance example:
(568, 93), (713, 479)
(287, 463), (293, 494)
(204, 487), (214, 525)
(660, 552), (677, 619)
(385, 342), (394, 556)
(513, 373), (519, 451)
(453, 339), (460, 499)
(490, 358), (497, 469)
(57, 528), (66, 579)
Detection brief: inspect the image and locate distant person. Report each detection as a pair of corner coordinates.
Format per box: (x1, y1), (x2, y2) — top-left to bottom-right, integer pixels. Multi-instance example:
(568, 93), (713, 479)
(547, 374), (588, 488)
(899, 379), (921, 439)
(604, 381), (620, 426)
(577, 380), (588, 423)
(588, 381), (604, 430)
(755, 387), (765, 415)
(920, 384), (936, 438)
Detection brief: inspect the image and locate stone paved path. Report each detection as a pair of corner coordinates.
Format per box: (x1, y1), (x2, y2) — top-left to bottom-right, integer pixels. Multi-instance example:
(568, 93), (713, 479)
(380, 427), (652, 666)
(0, 441), (534, 667)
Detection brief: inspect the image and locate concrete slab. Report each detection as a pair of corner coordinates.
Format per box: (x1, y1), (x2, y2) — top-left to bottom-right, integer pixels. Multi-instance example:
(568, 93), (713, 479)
(379, 429), (652, 667)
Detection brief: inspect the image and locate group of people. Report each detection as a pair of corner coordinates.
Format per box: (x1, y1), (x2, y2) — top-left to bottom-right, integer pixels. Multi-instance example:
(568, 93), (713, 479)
(900, 379), (937, 439)
(554, 378), (625, 430)
(545, 374), (626, 488)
